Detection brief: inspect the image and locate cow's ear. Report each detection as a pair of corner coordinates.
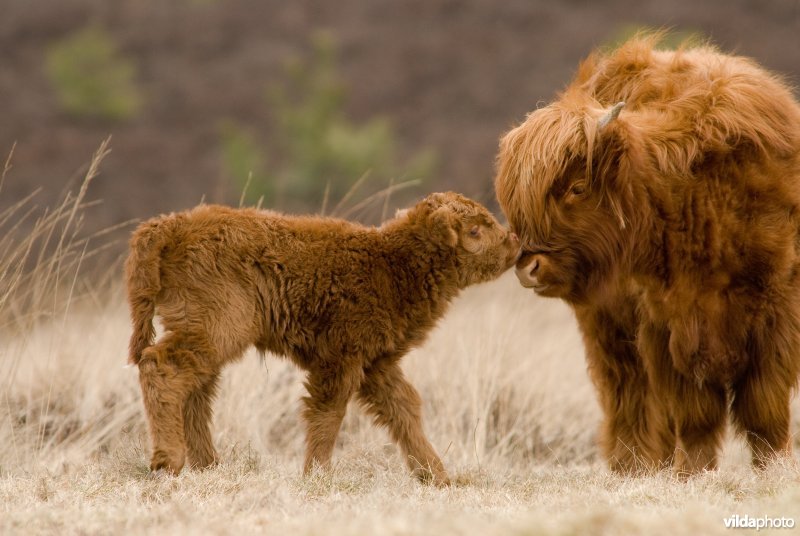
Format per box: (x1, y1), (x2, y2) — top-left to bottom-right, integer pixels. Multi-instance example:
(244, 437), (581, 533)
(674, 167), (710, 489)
(428, 205), (459, 247)
(591, 102), (627, 179)
(592, 102), (631, 229)
(597, 101), (625, 132)
(586, 101), (626, 178)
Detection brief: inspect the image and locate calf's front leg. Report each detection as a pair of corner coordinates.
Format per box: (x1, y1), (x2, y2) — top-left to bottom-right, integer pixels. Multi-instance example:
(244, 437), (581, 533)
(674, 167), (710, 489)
(301, 366), (362, 475)
(358, 360), (449, 486)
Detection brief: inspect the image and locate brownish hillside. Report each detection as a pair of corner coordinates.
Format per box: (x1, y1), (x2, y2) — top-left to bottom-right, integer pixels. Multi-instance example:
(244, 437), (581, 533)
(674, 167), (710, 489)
(1, 0), (798, 242)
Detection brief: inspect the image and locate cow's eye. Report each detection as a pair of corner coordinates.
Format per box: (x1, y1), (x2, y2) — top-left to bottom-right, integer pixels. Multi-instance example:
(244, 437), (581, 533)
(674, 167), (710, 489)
(469, 226), (480, 237)
(568, 182), (586, 197)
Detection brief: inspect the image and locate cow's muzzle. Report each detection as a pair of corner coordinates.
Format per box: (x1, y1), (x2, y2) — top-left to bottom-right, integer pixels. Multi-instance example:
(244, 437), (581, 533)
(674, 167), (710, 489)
(515, 253), (548, 292)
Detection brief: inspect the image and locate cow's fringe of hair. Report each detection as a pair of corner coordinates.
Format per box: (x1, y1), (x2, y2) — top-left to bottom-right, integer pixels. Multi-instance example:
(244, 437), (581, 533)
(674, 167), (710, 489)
(495, 32), (800, 247)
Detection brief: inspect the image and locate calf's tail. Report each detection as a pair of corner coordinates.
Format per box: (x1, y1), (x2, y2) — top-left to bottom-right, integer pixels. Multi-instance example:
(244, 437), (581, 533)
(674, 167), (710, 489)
(125, 220), (169, 365)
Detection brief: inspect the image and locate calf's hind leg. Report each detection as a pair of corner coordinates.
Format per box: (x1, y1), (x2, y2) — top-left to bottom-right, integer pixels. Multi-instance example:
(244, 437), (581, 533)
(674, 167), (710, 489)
(137, 332), (215, 474)
(358, 360), (449, 485)
(184, 372), (221, 469)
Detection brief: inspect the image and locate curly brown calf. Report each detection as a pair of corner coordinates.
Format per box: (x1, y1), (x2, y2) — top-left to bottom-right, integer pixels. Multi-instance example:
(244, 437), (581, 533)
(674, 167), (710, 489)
(126, 192), (520, 484)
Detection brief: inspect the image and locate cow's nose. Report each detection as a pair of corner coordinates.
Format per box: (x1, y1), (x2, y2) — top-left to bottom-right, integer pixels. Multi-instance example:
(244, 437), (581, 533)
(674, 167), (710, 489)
(515, 255), (540, 288)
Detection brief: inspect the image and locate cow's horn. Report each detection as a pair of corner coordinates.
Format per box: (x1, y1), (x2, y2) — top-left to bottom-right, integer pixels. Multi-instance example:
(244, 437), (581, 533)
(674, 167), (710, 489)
(598, 102), (625, 130)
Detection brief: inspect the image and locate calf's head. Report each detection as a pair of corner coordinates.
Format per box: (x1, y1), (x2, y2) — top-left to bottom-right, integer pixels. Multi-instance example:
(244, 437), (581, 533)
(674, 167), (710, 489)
(495, 98), (637, 303)
(403, 192), (521, 286)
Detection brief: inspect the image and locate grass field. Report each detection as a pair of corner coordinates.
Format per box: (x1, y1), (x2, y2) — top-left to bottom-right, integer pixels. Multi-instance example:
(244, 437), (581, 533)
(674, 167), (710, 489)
(1, 152), (799, 535)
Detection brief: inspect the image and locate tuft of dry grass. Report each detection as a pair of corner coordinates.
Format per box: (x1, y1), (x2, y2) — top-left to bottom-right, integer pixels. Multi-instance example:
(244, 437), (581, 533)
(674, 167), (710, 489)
(1, 144), (799, 535)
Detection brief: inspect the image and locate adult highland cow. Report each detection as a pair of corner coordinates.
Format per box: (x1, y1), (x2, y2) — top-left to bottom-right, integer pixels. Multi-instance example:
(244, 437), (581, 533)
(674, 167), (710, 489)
(495, 35), (800, 475)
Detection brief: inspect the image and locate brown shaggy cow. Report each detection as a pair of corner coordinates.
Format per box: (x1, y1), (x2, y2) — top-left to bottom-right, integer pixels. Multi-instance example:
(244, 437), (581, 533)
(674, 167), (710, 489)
(126, 192), (519, 484)
(495, 35), (800, 475)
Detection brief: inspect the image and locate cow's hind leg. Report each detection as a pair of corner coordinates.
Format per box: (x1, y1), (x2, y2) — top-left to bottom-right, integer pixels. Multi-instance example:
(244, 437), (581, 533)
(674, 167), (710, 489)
(640, 320), (727, 476)
(733, 372), (792, 469)
(358, 359), (449, 486)
(732, 316), (796, 468)
(137, 332), (215, 475)
(671, 381), (727, 476)
(579, 304), (675, 474)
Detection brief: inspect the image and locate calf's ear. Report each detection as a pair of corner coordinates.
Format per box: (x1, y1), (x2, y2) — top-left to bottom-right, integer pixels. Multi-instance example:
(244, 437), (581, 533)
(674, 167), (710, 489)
(428, 206), (459, 247)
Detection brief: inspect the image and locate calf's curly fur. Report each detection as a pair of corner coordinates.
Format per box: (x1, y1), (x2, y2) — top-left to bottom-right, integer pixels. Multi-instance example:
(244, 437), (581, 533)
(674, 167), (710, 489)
(495, 35), (800, 475)
(126, 192), (519, 484)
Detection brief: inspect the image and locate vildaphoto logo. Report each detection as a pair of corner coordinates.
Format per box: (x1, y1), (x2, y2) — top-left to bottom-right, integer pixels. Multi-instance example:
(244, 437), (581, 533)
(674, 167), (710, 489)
(724, 514), (795, 530)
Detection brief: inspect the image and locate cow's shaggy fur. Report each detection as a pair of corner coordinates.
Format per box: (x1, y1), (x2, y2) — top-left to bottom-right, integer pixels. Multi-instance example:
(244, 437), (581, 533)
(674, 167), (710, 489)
(126, 192), (519, 484)
(495, 35), (800, 475)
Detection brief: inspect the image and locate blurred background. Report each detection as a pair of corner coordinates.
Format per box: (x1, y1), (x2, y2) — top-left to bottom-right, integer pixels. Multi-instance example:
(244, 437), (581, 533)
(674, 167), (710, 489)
(1, 0), (799, 254)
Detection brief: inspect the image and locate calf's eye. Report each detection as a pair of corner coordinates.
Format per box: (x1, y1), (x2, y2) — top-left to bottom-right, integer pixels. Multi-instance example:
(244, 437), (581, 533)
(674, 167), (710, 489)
(469, 226), (480, 237)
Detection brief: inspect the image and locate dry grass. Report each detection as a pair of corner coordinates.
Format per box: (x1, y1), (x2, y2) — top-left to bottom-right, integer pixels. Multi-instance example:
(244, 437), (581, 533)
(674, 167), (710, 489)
(1, 147), (800, 535)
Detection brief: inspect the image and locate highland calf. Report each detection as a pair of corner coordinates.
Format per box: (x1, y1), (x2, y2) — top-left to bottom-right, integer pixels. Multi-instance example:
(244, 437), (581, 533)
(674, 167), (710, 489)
(126, 192), (520, 484)
(495, 36), (800, 475)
